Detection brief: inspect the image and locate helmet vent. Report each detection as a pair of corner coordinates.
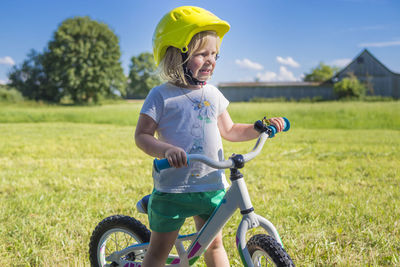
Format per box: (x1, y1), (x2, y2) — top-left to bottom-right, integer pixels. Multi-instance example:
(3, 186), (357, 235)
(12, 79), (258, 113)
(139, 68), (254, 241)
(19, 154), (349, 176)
(182, 9), (191, 15)
(172, 12), (182, 21)
(191, 7), (201, 13)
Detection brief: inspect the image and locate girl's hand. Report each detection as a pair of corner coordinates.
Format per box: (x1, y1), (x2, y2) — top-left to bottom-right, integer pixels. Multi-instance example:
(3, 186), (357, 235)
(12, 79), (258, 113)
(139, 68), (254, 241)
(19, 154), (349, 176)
(268, 117), (285, 132)
(164, 146), (187, 168)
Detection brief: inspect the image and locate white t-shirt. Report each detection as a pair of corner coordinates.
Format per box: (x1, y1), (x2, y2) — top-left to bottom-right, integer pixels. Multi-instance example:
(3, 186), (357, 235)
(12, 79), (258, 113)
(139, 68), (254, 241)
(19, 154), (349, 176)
(140, 82), (230, 193)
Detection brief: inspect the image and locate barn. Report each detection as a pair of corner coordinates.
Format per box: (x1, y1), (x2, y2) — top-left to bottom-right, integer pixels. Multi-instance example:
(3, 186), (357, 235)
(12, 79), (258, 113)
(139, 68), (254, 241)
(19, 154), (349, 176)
(218, 49), (400, 101)
(333, 49), (400, 99)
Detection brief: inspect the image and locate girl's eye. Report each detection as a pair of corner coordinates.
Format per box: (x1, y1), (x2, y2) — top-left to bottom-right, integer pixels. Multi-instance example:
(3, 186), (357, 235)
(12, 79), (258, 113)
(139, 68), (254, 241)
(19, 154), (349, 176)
(194, 52), (218, 60)
(194, 53), (206, 58)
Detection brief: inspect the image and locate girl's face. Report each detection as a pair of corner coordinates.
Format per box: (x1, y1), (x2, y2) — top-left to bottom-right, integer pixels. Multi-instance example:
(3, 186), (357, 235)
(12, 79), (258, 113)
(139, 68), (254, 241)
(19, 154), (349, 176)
(186, 35), (219, 85)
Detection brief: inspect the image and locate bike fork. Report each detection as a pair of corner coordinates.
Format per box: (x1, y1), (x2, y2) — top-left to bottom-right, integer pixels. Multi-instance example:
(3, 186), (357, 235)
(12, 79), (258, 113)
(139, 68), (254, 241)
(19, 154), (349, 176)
(230, 168), (284, 266)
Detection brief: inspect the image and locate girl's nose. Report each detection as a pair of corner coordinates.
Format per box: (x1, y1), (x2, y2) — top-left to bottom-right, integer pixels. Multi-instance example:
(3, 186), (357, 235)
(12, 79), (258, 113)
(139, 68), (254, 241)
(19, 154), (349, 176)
(205, 54), (216, 64)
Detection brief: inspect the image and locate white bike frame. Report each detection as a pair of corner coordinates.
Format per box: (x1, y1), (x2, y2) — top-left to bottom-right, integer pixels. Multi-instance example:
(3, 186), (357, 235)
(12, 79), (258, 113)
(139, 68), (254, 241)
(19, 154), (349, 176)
(105, 132), (284, 267)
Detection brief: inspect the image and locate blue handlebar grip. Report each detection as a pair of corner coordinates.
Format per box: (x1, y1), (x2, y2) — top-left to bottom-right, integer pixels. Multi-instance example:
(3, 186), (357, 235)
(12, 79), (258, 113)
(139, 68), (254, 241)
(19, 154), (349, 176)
(267, 125), (278, 138)
(153, 158), (171, 172)
(283, 117), (290, 132)
(267, 117), (290, 138)
(153, 157), (190, 173)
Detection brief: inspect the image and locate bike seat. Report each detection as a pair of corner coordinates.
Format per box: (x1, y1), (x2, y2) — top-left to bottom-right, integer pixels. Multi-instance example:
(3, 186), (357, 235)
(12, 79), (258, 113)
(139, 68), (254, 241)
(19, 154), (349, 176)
(136, 194), (151, 214)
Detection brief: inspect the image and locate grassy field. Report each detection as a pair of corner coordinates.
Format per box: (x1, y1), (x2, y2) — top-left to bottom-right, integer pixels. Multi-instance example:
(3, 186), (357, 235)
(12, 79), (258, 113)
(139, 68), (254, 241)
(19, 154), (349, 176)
(0, 101), (399, 266)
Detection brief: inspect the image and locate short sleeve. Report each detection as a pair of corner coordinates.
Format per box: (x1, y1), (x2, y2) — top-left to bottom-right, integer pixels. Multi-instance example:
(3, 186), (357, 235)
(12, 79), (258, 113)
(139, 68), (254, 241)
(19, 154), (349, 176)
(215, 86), (229, 116)
(140, 87), (164, 124)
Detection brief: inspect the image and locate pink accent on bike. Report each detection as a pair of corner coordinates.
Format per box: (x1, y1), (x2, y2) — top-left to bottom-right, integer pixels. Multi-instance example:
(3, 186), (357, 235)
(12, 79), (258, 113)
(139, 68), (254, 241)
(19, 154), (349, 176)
(123, 263), (140, 267)
(171, 258), (180, 264)
(188, 242), (202, 258)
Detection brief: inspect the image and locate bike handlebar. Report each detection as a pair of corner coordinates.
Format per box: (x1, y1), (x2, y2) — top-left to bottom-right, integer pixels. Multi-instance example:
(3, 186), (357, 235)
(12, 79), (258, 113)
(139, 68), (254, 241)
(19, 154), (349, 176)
(254, 117), (290, 138)
(154, 117), (290, 172)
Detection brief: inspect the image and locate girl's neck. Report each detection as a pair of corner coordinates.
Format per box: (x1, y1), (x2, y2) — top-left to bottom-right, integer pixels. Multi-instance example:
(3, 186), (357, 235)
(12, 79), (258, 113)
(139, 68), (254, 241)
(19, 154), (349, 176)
(171, 82), (203, 90)
(186, 84), (202, 90)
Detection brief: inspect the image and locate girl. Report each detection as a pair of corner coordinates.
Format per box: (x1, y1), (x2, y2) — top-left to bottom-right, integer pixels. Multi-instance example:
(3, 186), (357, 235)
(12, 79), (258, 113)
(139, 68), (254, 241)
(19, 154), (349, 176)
(135, 6), (285, 267)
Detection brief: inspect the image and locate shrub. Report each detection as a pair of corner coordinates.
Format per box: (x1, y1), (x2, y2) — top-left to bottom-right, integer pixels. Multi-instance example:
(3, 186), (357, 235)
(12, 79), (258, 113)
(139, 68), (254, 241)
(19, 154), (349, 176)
(0, 85), (24, 103)
(333, 73), (367, 99)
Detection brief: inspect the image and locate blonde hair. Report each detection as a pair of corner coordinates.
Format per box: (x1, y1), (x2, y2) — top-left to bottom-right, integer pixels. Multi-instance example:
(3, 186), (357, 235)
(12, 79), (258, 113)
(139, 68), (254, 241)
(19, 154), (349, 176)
(158, 31), (220, 87)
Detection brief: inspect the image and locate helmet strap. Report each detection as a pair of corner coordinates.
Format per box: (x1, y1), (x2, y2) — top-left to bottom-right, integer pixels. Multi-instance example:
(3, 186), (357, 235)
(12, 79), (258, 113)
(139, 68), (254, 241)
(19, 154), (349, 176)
(181, 53), (207, 86)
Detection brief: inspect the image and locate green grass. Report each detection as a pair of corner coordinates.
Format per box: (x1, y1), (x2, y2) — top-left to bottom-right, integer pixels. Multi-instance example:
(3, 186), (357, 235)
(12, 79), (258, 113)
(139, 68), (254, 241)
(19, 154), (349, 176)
(0, 101), (399, 266)
(0, 101), (142, 126)
(1, 101), (399, 129)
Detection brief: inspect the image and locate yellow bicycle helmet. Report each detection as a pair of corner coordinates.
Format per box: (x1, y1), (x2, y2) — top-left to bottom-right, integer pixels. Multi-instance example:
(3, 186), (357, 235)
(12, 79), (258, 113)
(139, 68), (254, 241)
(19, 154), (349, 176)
(153, 6), (230, 66)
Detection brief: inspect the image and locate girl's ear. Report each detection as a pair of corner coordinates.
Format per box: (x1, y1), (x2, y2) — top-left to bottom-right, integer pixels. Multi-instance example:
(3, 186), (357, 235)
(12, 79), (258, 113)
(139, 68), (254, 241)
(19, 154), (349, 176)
(181, 52), (189, 64)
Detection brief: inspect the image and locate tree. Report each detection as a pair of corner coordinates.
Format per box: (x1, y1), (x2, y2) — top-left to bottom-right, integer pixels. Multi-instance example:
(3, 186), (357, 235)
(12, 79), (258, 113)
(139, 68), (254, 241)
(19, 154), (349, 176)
(44, 16), (126, 103)
(127, 52), (161, 99)
(8, 49), (61, 102)
(333, 73), (367, 99)
(0, 85), (24, 103)
(304, 62), (340, 82)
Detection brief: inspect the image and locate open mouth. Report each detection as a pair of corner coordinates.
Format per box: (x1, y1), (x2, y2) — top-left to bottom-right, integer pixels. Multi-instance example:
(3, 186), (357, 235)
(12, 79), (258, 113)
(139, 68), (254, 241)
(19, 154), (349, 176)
(199, 69), (211, 74)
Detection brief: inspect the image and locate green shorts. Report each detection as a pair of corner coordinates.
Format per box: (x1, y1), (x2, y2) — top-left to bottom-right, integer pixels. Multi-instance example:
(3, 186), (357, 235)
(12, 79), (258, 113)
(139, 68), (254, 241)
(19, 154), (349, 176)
(148, 189), (226, 233)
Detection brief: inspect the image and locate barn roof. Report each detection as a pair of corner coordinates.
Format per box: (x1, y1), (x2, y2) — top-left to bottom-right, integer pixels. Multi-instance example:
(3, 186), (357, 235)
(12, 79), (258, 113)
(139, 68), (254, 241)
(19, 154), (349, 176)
(334, 49), (400, 78)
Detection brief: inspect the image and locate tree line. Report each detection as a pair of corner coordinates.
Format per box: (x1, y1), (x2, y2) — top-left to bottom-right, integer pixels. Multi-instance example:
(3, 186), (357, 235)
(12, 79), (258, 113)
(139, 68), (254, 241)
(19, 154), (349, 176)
(4, 16), (366, 104)
(6, 16), (161, 104)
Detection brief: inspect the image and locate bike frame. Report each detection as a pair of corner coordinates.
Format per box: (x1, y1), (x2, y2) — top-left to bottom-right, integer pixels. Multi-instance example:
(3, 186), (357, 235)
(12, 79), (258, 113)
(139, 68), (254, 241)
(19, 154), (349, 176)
(105, 132), (284, 267)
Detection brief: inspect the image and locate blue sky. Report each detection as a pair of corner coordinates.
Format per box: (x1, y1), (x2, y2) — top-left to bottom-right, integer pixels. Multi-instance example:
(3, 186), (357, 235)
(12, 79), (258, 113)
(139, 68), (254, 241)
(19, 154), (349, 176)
(1, 0), (399, 86)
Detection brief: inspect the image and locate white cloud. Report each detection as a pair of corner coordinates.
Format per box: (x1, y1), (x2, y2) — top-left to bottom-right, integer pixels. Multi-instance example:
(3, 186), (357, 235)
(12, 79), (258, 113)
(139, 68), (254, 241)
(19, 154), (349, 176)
(330, 58), (351, 67)
(0, 79), (8, 85)
(235, 58), (264, 70)
(0, 56), (15, 66)
(358, 40), (400, 48)
(278, 66), (297, 81)
(257, 66), (299, 82)
(256, 71), (277, 81)
(276, 56), (300, 68)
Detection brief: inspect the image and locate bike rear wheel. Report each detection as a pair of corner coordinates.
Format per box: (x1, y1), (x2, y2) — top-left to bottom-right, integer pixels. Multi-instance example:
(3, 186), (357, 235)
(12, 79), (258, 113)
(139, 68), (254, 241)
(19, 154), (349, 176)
(247, 234), (294, 267)
(89, 215), (151, 267)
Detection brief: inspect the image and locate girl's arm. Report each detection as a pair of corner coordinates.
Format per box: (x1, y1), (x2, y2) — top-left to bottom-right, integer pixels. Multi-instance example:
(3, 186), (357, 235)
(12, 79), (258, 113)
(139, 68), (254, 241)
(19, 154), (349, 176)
(217, 110), (285, 142)
(134, 114), (187, 168)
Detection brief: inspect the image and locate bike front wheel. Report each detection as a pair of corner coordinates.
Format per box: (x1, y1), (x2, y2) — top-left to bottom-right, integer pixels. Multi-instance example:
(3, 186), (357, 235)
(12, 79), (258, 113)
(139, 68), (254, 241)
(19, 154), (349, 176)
(89, 215), (151, 267)
(247, 234), (294, 267)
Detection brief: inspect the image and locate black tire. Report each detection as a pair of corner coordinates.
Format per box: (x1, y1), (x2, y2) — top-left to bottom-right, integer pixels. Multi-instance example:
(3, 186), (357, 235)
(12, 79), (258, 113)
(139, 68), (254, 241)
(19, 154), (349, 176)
(247, 234), (295, 267)
(89, 215), (151, 267)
